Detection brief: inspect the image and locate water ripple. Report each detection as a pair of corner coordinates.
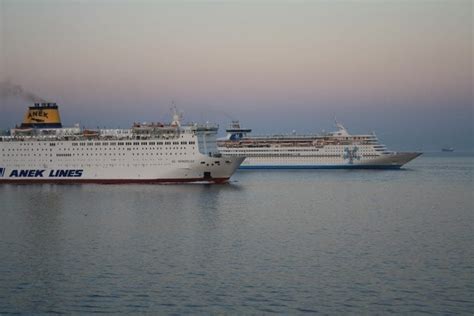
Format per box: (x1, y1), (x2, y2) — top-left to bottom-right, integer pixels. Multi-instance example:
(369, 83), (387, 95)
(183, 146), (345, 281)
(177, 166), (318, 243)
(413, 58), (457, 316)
(0, 155), (472, 314)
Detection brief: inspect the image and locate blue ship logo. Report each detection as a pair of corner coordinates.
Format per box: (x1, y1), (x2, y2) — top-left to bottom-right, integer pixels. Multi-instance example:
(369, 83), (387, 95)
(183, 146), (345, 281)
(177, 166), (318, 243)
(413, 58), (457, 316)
(229, 133), (244, 141)
(0, 168), (5, 177)
(343, 147), (360, 164)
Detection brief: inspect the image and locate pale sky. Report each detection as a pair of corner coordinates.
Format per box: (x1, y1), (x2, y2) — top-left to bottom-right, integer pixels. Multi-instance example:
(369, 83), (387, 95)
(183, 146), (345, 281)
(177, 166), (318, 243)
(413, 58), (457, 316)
(0, 0), (472, 151)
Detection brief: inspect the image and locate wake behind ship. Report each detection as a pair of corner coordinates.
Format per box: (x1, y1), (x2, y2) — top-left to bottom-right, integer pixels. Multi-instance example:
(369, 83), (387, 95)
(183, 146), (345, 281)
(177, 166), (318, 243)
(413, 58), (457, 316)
(218, 121), (421, 169)
(0, 103), (244, 184)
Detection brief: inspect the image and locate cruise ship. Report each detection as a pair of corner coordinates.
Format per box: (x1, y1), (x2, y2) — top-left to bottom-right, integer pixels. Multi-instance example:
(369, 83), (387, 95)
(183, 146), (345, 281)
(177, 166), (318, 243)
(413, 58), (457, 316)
(0, 103), (244, 184)
(217, 121), (421, 169)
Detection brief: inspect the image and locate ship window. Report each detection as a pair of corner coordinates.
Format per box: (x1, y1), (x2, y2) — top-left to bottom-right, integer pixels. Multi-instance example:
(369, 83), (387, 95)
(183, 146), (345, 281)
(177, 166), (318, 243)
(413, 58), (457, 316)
(141, 142), (147, 145)
(87, 143), (93, 146)
(173, 142), (179, 145)
(181, 141), (187, 145)
(118, 142), (124, 145)
(149, 142), (155, 145)
(157, 142), (163, 145)
(133, 142), (139, 145)
(102, 142), (108, 146)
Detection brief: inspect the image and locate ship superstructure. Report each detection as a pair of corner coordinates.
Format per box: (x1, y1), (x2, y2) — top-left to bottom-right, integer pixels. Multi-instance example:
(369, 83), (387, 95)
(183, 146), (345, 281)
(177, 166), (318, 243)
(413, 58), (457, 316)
(0, 103), (244, 183)
(217, 121), (421, 169)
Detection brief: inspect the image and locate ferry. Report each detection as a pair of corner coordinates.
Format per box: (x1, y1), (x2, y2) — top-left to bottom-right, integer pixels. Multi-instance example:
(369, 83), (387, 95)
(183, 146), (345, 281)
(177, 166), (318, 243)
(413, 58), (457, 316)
(441, 148), (455, 152)
(217, 121), (421, 169)
(0, 103), (244, 184)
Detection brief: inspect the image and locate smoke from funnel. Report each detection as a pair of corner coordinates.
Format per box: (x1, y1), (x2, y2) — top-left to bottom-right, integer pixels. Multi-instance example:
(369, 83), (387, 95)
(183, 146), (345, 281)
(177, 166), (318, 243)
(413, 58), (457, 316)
(0, 80), (46, 103)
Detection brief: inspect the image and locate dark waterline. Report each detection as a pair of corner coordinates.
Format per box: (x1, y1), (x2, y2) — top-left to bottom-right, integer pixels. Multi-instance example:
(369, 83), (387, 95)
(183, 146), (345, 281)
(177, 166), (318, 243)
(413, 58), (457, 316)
(1, 154), (473, 314)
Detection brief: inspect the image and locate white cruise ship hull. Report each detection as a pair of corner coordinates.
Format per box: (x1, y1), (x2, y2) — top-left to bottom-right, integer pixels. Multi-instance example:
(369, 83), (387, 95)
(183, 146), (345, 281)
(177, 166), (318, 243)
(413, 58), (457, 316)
(238, 152), (421, 169)
(219, 120), (422, 170)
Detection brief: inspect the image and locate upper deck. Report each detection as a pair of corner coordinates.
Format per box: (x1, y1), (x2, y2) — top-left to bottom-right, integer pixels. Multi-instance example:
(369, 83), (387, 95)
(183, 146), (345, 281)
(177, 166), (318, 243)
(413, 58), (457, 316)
(1, 123), (219, 142)
(1, 103), (219, 143)
(218, 120), (383, 148)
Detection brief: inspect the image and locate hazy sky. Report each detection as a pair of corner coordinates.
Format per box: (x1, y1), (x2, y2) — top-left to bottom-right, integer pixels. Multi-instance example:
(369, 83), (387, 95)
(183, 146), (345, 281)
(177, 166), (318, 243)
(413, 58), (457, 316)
(0, 0), (472, 151)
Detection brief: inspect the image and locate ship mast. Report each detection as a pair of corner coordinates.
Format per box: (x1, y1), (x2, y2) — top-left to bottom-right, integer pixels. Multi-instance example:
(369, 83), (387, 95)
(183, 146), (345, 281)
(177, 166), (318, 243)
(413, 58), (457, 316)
(170, 101), (183, 127)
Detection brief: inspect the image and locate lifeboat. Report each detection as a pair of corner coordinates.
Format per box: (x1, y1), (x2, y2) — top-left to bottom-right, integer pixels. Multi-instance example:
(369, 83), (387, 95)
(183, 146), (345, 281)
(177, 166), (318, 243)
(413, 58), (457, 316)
(83, 129), (99, 137)
(12, 127), (33, 133)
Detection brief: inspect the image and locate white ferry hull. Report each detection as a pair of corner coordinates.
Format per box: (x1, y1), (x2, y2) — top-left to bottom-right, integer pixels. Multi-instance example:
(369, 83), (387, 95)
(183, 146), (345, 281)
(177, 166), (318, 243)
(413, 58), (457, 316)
(1, 102), (244, 184)
(0, 156), (244, 184)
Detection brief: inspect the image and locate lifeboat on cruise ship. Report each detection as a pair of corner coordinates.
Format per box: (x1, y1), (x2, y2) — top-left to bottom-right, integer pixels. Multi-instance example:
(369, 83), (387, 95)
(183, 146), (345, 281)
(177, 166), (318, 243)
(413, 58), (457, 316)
(12, 127), (33, 133)
(83, 129), (99, 138)
(133, 122), (165, 131)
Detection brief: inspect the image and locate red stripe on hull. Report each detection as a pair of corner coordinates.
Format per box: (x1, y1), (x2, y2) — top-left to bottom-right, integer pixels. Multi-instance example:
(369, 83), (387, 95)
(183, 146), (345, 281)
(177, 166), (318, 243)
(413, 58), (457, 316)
(0, 177), (230, 185)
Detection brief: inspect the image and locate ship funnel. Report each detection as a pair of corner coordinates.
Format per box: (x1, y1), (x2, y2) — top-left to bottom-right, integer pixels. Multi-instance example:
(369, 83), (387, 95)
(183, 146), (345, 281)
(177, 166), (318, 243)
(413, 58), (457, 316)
(226, 120), (252, 141)
(21, 103), (62, 128)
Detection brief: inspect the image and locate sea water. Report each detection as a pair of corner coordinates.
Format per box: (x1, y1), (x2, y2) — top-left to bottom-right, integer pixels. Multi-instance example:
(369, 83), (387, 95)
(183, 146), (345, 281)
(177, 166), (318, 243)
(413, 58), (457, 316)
(0, 153), (472, 314)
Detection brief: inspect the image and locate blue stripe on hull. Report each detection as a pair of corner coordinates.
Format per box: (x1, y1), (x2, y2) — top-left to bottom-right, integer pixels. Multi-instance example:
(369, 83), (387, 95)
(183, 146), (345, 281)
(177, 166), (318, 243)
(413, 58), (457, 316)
(239, 165), (402, 170)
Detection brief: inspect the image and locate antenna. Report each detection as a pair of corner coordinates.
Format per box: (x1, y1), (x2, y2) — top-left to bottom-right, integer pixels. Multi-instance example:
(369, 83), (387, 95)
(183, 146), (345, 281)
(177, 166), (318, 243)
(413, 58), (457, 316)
(170, 99), (176, 114)
(170, 100), (183, 127)
(334, 117), (346, 132)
